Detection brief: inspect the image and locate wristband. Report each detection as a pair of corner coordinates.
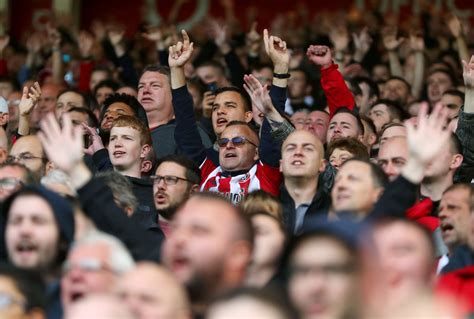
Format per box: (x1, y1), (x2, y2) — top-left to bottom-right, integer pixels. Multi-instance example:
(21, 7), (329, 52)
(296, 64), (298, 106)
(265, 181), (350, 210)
(273, 73), (291, 79)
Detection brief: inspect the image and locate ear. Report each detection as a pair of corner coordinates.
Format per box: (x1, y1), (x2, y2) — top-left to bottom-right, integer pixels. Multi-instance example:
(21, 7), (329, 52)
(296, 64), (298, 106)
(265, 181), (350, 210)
(450, 154), (463, 170)
(253, 146), (259, 161)
(125, 206), (134, 217)
(244, 110), (253, 123)
(45, 161), (56, 175)
(319, 158), (327, 173)
(368, 132), (377, 146)
(227, 241), (252, 272)
(357, 134), (365, 143)
(190, 184), (200, 193)
(140, 144), (151, 159)
(141, 160), (153, 174)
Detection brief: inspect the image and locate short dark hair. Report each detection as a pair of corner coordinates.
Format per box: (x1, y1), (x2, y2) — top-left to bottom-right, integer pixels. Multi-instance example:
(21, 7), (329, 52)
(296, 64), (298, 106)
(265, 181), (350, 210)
(442, 89), (464, 102)
(140, 65), (171, 81)
(57, 89), (89, 109)
(196, 60), (226, 75)
(387, 76), (412, 93)
(343, 157), (389, 188)
(214, 86), (252, 112)
(100, 93), (149, 128)
(449, 133), (463, 156)
(427, 68), (456, 87)
(155, 154), (201, 186)
(370, 99), (408, 121)
(327, 138), (369, 160)
(67, 106), (99, 128)
(0, 263), (46, 312)
(332, 107), (365, 135)
(93, 79), (120, 96)
(353, 76), (380, 98)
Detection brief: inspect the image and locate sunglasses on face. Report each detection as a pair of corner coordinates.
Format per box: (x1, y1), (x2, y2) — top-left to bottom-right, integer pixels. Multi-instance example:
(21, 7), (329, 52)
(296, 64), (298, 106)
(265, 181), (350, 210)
(217, 136), (258, 148)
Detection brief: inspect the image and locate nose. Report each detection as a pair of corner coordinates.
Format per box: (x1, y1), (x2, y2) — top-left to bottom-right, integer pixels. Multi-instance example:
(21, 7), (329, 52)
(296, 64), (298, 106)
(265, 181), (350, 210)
(384, 162), (397, 178)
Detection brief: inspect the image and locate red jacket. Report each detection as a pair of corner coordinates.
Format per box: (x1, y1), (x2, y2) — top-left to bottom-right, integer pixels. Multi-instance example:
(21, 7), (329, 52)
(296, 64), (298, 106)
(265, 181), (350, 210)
(320, 63), (355, 117)
(436, 265), (474, 313)
(405, 198), (440, 232)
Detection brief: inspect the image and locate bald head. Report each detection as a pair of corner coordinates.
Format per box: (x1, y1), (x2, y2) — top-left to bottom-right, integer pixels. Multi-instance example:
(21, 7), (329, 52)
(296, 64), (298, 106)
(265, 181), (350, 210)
(9, 135), (46, 180)
(117, 262), (191, 319)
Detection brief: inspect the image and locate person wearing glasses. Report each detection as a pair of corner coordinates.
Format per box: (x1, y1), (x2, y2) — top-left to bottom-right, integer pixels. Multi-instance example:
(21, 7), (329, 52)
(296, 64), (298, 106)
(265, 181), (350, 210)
(168, 30), (290, 204)
(60, 231), (134, 314)
(8, 135), (48, 182)
(150, 154), (201, 237)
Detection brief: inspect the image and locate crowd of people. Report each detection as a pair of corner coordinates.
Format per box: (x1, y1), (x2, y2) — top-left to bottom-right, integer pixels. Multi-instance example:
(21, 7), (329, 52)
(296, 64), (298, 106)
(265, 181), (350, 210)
(0, 2), (472, 318)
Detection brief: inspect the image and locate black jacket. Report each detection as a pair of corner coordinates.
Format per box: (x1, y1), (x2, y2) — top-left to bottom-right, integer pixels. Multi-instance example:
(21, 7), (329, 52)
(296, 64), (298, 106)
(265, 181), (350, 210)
(77, 178), (164, 262)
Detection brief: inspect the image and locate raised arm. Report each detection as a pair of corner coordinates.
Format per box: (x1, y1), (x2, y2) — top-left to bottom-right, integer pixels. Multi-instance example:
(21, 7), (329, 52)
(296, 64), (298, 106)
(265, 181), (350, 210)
(409, 33), (425, 99)
(47, 25), (63, 86)
(382, 26), (404, 78)
(18, 82), (41, 136)
(38, 113), (164, 261)
(371, 103), (452, 218)
(447, 15), (469, 65)
(307, 45), (355, 116)
(169, 30), (207, 164)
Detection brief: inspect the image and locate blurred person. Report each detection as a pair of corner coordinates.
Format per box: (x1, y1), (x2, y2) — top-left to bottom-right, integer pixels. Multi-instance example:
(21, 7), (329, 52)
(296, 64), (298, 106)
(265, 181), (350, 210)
(371, 63), (390, 82)
(240, 191), (286, 287)
(30, 83), (62, 130)
(117, 262), (191, 319)
(0, 163), (34, 202)
(117, 85), (138, 98)
(0, 77), (15, 100)
(2, 186), (75, 318)
(61, 231), (135, 312)
(290, 109), (309, 130)
(0, 263), (46, 319)
(94, 79), (119, 107)
(370, 219), (437, 310)
(89, 67), (111, 92)
(381, 76), (411, 108)
(95, 171), (137, 217)
(303, 110), (329, 144)
(368, 99), (405, 133)
(162, 193), (253, 315)
(441, 89), (463, 121)
(327, 138), (369, 170)
(353, 76), (380, 116)
(6, 91), (21, 132)
(66, 107), (98, 128)
(0, 97), (9, 129)
(285, 221), (363, 319)
(0, 126), (7, 164)
(55, 89), (89, 119)
(195, 61), (230, 88)
(206, 287), (296, 319)
(377, 137), (409, 182)
(360, 117), (377, 154)
(286, 68), (313, 114)
(65, 294), (136, 319)
(427, 69), (455, 106)
(40, 169), (76, 198)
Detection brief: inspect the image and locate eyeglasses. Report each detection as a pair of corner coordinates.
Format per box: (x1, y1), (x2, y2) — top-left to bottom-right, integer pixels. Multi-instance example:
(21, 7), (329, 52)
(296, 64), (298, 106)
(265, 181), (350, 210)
(7, 153), (45, 163)
(216, 136), (258, 148)
(150, 175), (191, 186)
(0, 178), (23, 190)
(0, 292), (25, 309)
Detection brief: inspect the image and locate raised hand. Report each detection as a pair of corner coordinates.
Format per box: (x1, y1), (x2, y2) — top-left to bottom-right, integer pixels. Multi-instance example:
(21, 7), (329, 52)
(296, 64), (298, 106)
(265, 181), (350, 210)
(243, 74), (274, 115)
(405, 102), (450, 166)
(19, 82), (41, 116)
(306, 45), (332, 69)
(329, 26), (349, 53)
(207, 19), (230, 53)
(78, 31), (94, 58)
(26, 33), (42, 54)
(142, 26), (163, 43)
(82, 123), (104, 156)
(352, 27), (372, 57)
(38, 113), (84, 173)
(409, 32), (424, 52)
(446, 14), (463, 38)
(382, 26), (404, 51)
(462, 55), (474, 89)
(263, 29), (290, 70)
(168, 30), (194, 68)
(0, 34), (10, 54)
(47, 24), (61, 50)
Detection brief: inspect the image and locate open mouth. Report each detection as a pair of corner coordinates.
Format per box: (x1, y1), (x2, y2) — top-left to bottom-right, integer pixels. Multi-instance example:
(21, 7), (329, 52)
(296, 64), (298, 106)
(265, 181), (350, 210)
(16, 241), (37, 254)
(441, 223), (453, 232)
(216, 118), (227, 125)
(291, 160), (304, 166)
(113, 151), (126, 157)
(71, 292), (85, 302)
(224, 153), (237, 158)
(140, 97), (154, 103)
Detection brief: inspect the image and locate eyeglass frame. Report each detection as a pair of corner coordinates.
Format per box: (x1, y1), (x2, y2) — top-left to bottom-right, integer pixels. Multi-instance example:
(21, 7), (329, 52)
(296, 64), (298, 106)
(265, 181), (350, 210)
(216, 136), (258, 148)
(7, 153), (46, 163)
(149, 175), (192, 186)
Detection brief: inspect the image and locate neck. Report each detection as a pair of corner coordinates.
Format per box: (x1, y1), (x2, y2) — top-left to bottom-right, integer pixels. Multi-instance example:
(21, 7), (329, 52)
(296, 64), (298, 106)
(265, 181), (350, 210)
(114, 166), (142, 179)
(284, 176), (319, 207)
(245, 263), (277, 287)
(421, 175), (453, 201)
(147, 109), (174, 128)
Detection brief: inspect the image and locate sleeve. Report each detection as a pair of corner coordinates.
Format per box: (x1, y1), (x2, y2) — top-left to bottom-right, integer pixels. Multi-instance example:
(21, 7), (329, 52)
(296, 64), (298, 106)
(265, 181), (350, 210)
(78, 59), (94, 93)
(17, 65), (31, 85)
(320, 63), (355, 116)
(257, 162), (282, 196)
(158, 49), (169, 67)
(117, 54), (138, 87)
(92, 148), (114, 171)
(455, 108), (474, 177)
(224, 49), (246, 88)
(77, 178), (164, 262)
(368, 175), (418, 220)
(172, 86), (207, 165)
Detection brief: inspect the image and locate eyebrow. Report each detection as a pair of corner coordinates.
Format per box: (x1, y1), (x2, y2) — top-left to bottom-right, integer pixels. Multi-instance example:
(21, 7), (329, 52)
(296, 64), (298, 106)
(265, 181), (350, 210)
(223, 101), (237, 106)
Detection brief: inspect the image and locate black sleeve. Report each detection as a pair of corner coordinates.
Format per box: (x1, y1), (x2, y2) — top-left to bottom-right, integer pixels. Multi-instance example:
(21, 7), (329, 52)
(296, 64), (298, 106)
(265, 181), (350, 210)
(368, 175), (418, 220)
(77, 178), (164, 262)
(92, 149), (114, 172)
(224, 49), (246, 88)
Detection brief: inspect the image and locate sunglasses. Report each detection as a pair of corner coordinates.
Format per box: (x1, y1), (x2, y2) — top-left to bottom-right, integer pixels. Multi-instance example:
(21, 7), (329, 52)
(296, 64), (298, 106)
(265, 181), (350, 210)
(217, 136), (258, 148)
